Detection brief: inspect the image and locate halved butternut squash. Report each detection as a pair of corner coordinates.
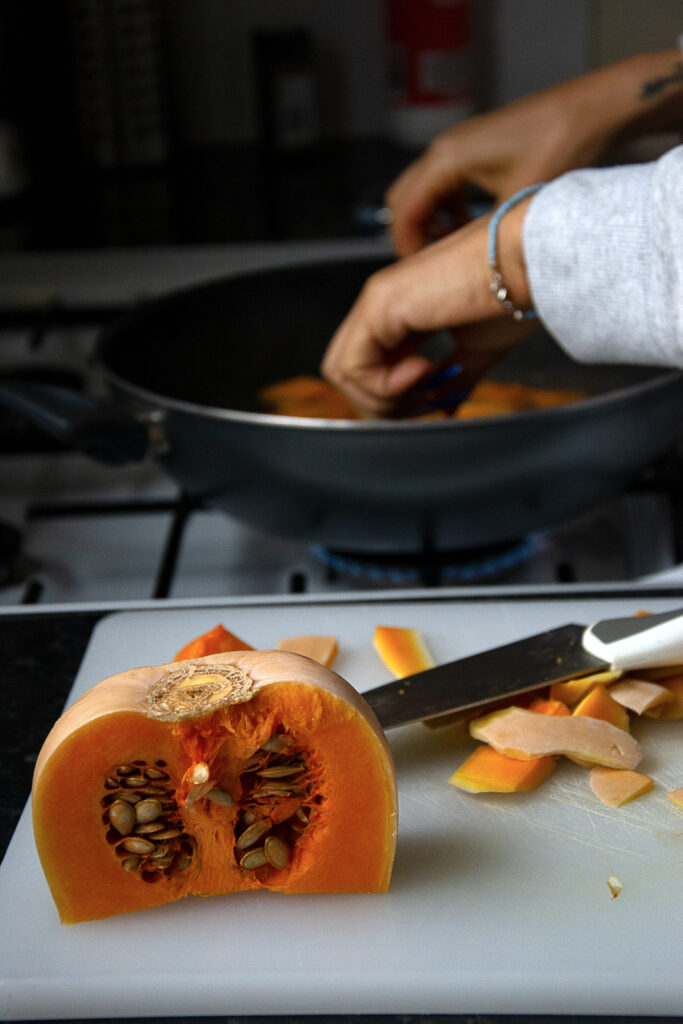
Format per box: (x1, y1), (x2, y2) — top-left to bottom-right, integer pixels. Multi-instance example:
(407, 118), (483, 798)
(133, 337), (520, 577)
(33, 651), (397, 924)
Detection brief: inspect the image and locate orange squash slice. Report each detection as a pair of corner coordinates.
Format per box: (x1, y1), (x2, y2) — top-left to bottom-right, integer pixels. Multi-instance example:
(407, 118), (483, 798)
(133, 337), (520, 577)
(449, 694), (569, 794)
(32, 651), (397, 924)
(549, 670), (621, 707)
(572, 685), (630, 731)
(448, 743), (556, 794)
(526, 696), (571, 717)
(174, 624), (253, 661)
(277, 635), (339, 667)
(373, 625), (435, 678)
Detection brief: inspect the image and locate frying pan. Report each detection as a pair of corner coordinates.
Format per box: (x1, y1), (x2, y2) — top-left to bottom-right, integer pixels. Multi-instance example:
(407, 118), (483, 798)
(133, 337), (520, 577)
(2, 255), (683, 553)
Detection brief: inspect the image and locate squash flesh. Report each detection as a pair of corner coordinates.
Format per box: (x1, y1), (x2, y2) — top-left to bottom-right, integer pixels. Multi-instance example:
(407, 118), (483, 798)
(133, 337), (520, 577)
(373, 625), (435, 678)
(448, 695), (569, 794)
(33, 652), (397, 924)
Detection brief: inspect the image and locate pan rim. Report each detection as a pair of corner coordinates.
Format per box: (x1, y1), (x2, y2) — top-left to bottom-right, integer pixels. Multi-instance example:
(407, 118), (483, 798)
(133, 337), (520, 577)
(95, 256), (683, 431)
(101, 360), (683, 432)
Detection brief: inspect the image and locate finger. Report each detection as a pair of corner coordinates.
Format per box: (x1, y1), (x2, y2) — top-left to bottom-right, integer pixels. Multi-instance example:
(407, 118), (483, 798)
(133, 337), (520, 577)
(324, 335), (435, 420)
(385, 151), (468, 256)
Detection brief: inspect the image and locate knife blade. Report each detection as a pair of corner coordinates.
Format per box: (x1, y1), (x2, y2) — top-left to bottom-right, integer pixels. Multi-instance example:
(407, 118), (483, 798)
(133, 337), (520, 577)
(363, 607), (683, 730)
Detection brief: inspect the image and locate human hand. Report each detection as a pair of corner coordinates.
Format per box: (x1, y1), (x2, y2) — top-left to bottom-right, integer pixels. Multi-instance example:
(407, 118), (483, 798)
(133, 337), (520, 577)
(386, 91), (606, 257)
(387, 47), (683, 256)
(321, 207), (536, 419)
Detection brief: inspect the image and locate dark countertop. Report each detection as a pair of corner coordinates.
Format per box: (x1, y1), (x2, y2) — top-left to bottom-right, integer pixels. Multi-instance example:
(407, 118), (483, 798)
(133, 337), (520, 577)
(0, 609), (103, 858)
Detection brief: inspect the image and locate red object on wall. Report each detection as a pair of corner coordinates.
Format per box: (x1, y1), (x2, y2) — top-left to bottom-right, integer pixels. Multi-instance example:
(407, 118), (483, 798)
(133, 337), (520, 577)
(386, 0), (475, 146)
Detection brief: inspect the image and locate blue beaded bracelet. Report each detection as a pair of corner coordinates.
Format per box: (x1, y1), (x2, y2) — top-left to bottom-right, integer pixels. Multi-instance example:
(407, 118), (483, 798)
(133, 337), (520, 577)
(487, 183), (544, 321)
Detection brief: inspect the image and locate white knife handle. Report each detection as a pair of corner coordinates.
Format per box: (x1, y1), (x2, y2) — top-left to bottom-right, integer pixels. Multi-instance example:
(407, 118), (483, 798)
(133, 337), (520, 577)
(582, 606), (683, 671)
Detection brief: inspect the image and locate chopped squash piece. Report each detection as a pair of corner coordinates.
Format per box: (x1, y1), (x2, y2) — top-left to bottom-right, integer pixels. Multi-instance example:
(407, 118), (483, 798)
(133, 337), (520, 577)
(277, 635), (339, 667)
(527, 696), (570, 716)
(589, 766), (654, 807)
(449, 695), (566, 793)
(258, 376), (358, 419)
(469, 706), (643, 769)
(448, 744), (556, 793)
(572, 685), (630, 731)
(174, 624), (254, 661)
(644, 674), (683, 720)
(258, 375), (584, 422)
(666, 788), (683, 807)
(608, 677), (674, 715)
(549, 670), (621, 706)
(568, 686), (630, 766)
(373, 626), (435, 678)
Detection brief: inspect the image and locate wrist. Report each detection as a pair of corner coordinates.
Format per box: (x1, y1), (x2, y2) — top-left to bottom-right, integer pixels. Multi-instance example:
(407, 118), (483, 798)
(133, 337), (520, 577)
(487, 191), (536, 319)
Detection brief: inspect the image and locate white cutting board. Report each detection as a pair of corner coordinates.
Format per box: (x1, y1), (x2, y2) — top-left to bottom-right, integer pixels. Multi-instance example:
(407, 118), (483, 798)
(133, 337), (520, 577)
(2, 591), (683, 1021)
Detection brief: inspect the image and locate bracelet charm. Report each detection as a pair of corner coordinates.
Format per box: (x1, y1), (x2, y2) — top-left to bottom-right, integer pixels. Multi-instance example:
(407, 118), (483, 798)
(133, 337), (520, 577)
(487, 183), (544, 321)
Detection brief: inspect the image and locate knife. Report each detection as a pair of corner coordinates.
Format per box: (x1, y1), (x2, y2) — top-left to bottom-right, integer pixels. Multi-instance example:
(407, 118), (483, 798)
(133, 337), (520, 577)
(363, 606), (683, 730)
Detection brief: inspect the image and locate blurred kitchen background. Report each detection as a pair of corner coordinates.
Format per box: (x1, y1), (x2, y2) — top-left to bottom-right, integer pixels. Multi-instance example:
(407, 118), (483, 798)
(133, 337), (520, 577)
(0, 0), (681, 251)
(0, 0), (682, 609)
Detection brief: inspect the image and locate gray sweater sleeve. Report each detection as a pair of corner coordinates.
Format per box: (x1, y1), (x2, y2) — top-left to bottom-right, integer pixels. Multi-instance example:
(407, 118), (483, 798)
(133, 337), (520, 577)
(523, 144), (683, 367)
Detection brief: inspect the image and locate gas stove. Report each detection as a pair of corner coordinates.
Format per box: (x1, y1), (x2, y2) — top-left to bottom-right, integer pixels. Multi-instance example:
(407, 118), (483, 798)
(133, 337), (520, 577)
(2, 242), (683, 1024)
(1, 238), (683, 608)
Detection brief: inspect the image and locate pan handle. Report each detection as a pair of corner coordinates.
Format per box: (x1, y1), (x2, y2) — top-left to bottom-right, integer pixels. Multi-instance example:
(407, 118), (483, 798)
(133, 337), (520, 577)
(0, 380), (149, 464)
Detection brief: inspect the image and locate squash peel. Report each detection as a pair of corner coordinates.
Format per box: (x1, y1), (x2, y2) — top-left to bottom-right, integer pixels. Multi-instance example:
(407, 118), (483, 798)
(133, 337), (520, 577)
(449, 695), (569, 794)
(643, 674), (683, 720)
(589, 766), (654, 807)
(608, 677), (674, 716)
(469, 706), (643, 769)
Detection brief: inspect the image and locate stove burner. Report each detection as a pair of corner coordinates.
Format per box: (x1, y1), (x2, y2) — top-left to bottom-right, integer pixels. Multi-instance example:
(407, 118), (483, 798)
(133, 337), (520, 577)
(310, 534), (544, 586)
